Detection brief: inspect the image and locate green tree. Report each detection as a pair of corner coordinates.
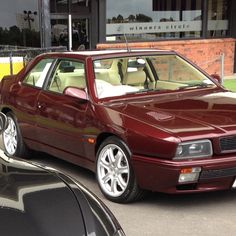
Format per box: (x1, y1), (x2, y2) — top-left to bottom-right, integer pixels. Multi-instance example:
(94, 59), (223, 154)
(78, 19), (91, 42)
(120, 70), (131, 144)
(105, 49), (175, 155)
(128, 14), (136, 22)
(117, 14), (124, 23)
(136, 14), (153, 22)
(8, 26), (21, 45)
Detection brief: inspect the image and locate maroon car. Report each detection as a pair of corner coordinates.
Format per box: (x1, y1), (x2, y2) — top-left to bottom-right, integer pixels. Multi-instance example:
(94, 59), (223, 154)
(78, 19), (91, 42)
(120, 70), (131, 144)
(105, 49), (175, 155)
(1, 49), (236, 203)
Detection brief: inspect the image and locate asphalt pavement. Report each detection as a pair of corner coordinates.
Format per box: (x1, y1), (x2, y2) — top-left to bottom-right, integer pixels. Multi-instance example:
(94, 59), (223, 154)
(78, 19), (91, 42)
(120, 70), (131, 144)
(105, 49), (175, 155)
(1, 139), (236, 236)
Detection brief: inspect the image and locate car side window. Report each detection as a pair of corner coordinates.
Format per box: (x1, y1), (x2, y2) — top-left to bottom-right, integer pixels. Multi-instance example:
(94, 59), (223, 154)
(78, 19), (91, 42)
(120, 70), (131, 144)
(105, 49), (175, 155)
(47, 60), (86, 93)
(23, 58), (54, 88)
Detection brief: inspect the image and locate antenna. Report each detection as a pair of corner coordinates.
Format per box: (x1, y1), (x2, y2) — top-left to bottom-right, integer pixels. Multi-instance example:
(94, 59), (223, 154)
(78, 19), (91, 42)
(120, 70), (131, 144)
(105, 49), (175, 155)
(117, 25), (131, 52)
(123, 33), (131, 52)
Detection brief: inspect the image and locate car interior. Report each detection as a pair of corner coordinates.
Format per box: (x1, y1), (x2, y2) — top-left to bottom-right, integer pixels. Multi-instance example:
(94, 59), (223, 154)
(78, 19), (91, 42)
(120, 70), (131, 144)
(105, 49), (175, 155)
(48, 61), (86, 93)
(93, 55), (216, 98)
(23, 55), (215, 100)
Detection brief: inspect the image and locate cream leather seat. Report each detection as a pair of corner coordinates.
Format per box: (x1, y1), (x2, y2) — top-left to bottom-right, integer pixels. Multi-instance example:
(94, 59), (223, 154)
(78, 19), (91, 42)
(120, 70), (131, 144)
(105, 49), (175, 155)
(123, 70), (146, 88)
(95, 71), (121, 85)
(49, 72), (86, 93)
(59, 73), (86, 91)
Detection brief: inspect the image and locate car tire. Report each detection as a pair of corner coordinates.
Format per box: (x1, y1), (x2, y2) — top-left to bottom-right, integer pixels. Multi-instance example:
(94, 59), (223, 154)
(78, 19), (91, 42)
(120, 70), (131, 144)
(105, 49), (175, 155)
(96, 136), (145, 203)
(3, 112), (30, 158)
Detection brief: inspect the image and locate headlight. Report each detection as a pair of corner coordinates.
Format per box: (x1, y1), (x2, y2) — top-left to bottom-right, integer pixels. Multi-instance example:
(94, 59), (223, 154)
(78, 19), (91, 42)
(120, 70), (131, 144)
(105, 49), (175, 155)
(174, 139), (212, 160)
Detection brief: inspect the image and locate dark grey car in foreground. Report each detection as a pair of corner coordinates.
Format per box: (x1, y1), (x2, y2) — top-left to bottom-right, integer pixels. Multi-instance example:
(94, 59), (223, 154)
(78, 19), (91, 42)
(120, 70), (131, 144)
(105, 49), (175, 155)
(0, 113), (124, 236)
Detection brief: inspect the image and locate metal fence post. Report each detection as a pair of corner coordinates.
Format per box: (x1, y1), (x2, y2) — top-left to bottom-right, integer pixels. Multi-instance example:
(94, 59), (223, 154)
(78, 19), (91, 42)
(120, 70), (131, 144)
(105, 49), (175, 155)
(220, 53), (225, 84)
(9, 52), (13, 75)
(0, 46), (67, 77)
(68, 14), (72, 51)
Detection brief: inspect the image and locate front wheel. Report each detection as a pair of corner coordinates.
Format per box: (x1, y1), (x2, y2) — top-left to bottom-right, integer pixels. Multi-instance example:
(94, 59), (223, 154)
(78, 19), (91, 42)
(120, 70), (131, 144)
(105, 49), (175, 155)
(96, 136), (145, 203)
(3, 112), (30, 158)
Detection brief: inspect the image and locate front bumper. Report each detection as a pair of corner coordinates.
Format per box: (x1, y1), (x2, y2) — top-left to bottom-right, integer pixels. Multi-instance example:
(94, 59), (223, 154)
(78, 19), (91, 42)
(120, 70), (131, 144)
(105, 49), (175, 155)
(131, 154), (236, 193)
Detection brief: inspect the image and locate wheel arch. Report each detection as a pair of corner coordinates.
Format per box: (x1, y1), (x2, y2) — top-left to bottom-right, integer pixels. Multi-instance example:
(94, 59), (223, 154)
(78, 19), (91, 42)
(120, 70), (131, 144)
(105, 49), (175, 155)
(1, 107), (12, 114)
(95, 132), (131, 156)
(95, 132), (115, 155)
(95, 132), (144, 203)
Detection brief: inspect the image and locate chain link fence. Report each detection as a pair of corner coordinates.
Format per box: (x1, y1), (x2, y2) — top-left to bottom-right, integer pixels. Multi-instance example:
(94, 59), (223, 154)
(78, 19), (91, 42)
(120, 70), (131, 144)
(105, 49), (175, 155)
(0, 46), (67, 78)
(197, 53), (225, 84)
(0, 45), (226, 84)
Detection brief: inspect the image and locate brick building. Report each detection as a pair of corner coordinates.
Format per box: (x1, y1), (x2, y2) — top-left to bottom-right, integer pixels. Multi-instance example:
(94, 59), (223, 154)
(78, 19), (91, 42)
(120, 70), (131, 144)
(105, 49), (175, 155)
(97, 0), (236, 76)
(98, 39), (235, 77)
(0, 0), (236, 76)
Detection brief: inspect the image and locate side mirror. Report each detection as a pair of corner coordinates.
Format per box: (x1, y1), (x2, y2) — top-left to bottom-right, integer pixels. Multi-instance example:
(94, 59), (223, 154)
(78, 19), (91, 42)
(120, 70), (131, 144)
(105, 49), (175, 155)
(64, 87), (88, 100)
(0, 113), (8, 134)
(211, 74), (222, 84)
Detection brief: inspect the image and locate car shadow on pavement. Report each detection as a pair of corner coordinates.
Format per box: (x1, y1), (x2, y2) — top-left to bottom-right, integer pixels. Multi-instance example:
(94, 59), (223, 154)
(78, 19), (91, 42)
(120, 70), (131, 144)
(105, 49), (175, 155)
(142, 190), (236, 208)
(30, 151), (96, 181)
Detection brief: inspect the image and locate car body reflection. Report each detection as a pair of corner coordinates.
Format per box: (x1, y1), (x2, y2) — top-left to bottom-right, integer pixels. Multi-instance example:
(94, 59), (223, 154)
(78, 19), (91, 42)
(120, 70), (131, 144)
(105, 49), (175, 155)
(0, 150), (125, 236)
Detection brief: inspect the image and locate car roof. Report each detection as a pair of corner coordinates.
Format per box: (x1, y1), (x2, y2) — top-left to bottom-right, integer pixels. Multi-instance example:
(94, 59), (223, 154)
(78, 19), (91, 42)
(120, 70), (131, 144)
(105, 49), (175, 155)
(45, 49), (175, 59)
(66, 49), (171, 56)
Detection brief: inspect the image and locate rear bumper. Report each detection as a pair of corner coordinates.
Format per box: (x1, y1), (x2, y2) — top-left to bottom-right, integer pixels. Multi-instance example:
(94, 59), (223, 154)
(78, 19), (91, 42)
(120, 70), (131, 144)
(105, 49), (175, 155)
(131, 154), (236, 193)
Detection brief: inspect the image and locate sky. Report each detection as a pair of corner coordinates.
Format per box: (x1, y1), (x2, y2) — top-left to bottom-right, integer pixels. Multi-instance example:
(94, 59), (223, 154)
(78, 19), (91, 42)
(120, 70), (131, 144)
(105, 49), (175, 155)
(107, 0), (155, 19)
(0, 0), (38, 28)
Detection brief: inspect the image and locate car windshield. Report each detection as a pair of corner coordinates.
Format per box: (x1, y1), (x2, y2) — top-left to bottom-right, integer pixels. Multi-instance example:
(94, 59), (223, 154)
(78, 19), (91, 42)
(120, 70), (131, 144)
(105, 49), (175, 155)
(93, 54), (216, 99)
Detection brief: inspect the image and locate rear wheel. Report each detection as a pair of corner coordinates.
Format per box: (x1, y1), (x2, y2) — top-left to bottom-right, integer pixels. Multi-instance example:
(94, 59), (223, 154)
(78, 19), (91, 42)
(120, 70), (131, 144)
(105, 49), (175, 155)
(96, 136), (145, 203)
(3, 112), (30, 158)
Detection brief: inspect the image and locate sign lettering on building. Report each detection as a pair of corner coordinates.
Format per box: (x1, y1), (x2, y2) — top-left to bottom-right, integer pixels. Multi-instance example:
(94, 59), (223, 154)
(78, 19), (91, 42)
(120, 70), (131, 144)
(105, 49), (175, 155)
(107, 20), (228, 35)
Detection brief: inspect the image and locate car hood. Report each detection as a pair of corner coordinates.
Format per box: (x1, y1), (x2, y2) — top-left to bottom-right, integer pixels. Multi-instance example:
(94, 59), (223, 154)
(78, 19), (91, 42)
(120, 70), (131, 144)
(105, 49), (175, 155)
(106, 90), (236, 140)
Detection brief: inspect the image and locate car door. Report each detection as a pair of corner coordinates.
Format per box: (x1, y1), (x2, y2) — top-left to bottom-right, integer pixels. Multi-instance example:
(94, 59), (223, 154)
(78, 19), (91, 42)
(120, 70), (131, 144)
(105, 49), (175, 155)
(36, 59), (89, 160)
(13, 58), (55, 142)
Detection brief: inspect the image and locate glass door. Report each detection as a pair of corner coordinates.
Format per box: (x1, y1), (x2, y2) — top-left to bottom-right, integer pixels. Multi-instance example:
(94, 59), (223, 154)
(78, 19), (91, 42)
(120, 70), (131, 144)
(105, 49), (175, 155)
(71, 18), (90, 50)
(51, 17), (90, 50)
(51, 17), (68, 47)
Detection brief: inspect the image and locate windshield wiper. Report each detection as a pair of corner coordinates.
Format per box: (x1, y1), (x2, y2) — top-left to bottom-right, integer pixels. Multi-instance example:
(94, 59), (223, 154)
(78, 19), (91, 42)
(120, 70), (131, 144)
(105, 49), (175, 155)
(126, 88), (173, 95)
(126, 89), (154, 95)
(178, 83), (214, 90)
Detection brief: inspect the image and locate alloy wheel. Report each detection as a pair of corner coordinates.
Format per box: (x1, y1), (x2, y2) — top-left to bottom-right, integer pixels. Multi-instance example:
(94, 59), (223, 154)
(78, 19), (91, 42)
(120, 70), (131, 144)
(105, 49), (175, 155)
(3, 117), (18, 155)
(97, 144), (130, 198)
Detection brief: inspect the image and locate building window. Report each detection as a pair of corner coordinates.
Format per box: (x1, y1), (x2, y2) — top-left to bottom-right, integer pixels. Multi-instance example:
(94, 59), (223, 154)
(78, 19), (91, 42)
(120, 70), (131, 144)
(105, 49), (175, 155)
(50, 0), (90, 14)
(207, 0), (229, 37)
(50, 0), (91, 49)
(71, 0), (91, 13)
(50, 0), (69, 13)
(106, 0), (232, 42)
(106, 0), (203, 41)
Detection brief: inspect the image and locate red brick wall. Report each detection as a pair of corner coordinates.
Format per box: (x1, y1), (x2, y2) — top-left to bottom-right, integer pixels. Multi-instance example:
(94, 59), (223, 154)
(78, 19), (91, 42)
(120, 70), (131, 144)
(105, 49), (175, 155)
(97, 38), (236, 76)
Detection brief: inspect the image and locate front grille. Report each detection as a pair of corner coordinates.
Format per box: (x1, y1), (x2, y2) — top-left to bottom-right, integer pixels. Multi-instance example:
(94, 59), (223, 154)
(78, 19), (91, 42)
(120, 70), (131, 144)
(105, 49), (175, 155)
(220, 136), (236, 153)
(200, 167), (236, 180)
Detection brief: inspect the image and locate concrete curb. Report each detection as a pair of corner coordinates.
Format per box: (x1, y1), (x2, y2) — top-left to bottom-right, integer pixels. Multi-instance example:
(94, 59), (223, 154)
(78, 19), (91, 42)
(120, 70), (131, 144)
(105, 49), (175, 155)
(224, 74), (236, 80)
